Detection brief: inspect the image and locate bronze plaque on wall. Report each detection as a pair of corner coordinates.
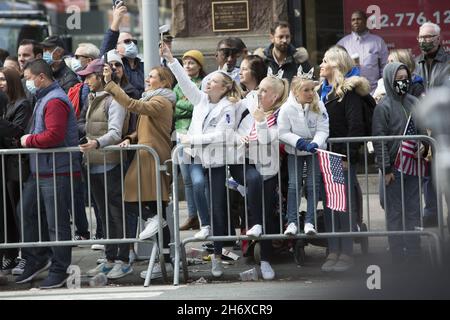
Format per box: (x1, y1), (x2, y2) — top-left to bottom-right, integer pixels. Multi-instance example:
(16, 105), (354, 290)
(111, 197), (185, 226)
(212, 1), (250, 32)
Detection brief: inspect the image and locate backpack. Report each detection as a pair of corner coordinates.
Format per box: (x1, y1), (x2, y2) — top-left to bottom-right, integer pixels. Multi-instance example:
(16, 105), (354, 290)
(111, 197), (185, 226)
(360, 94), (377, 136)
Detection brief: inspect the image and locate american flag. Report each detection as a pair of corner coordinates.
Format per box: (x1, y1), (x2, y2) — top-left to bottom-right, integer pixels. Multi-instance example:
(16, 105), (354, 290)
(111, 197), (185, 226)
(248, 110), (278, 141)
(317, 150), (347, 212)
(394, 116), (428, 176)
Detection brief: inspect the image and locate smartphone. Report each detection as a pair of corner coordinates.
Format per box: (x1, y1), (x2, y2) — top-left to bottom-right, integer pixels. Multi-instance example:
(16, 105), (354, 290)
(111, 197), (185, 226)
(113, 0), (124, 8)
(79, 136), (88, 145)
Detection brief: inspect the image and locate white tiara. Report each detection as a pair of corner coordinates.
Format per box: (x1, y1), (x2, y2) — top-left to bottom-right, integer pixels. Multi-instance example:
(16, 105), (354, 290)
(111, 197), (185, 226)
(296, 65), (314, 80)
(267, 67), (284, 79)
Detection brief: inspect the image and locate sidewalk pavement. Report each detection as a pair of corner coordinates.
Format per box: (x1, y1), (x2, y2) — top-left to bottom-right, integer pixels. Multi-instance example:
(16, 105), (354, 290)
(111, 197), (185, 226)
(0, 194), (447, 292)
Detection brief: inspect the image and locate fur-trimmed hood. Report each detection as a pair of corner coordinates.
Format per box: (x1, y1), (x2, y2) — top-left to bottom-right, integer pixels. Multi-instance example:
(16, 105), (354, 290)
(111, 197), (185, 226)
(342, 76), (371, 97)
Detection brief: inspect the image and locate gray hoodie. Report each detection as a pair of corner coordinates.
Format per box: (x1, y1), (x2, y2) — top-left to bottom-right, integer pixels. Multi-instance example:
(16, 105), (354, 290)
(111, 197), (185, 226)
(372, 62), (424, 173)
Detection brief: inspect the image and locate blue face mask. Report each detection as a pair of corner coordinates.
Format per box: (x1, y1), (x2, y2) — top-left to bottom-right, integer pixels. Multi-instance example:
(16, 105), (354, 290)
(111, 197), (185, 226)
(124, 42), (138, 59)
(43, 50), (54, 65)
(25, 79), (37, 94)
(71, 59), (83, 72)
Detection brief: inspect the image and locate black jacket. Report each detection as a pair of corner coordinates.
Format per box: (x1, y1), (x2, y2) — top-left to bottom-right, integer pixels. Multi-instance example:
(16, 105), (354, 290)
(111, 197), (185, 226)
(318, 76), (369, 163)
(53, 61), (80, 93)
(0, 98), (32, 148)
(263, 44), (312, 83)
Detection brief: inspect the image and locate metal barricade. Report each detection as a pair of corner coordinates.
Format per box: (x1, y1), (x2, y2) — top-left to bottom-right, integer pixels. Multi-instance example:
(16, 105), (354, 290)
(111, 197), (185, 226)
(171, 135), (445, 285)
(0, 144), (169, 287)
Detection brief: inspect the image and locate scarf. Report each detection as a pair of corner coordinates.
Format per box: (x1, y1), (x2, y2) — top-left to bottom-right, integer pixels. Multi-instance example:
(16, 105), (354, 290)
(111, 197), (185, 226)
(320, 79), (333, 103)
(141, 87), (176, 105)
(247, 109), (279, 141)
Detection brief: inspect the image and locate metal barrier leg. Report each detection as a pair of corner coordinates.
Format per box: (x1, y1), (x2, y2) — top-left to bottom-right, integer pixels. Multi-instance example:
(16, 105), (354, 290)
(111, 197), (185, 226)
(181, 242), (189, 283)
(143, 238), (159, 287)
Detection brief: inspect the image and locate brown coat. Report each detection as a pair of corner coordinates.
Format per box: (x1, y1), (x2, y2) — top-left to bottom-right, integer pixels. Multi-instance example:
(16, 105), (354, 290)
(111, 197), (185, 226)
(105, 81), (173, 202)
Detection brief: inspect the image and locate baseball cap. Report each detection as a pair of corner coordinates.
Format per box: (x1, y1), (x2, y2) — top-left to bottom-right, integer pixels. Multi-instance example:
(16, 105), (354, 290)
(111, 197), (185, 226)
(41, 35), (66, 49)
(77, 58), (105, 76)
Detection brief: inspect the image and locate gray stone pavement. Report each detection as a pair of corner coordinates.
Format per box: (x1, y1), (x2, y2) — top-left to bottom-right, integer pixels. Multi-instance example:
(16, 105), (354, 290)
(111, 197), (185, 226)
(0, 190), (449, 298)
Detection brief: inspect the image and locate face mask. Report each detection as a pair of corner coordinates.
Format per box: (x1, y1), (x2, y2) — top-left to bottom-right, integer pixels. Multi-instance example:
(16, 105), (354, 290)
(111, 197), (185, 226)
(393, 79), (410, 96)
(43, 50), (54, 65)
(124, 42), (138, 59)
(71, 59), (83, 72)
(26, 79), (37, 94)
(419, 41), (435, 53)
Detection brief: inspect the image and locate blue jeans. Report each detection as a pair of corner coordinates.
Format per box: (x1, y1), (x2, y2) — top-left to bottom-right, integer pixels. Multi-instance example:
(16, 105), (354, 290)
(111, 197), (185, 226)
(323, 166), (358, 256)
(287, 154), (322, 226)
(381, 171), (421, 259)
(190, 164), (226, 255)
(19, 175), (72, 275)
(180, 163), (198, 219)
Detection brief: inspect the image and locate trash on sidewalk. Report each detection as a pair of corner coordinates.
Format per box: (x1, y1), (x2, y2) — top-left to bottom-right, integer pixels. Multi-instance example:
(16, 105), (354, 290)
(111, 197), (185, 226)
(222, 249), (239, 261)
(239, 267), (259, 281)
(186, 258), (207, 265)
(193, 277), (208, 284)
(89, 273), (108, 287)
(186, 248), (208, 259)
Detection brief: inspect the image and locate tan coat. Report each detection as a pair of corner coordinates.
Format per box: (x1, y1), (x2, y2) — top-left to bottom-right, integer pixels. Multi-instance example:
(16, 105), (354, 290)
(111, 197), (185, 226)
(105, 81), (173, 202)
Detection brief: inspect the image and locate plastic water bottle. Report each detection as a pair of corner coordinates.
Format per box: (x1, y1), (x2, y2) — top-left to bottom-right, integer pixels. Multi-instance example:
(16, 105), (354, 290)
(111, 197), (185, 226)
(89, 273), (108, 287)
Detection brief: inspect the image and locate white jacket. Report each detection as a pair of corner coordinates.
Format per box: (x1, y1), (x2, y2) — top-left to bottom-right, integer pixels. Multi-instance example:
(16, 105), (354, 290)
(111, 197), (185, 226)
(278, 92), (329, 155)
(169, 59), (236, 167)
(233, 91), (280, 178)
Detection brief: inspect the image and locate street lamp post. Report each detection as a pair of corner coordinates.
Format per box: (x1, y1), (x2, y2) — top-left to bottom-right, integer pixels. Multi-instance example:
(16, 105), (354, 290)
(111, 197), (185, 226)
(142, 0), (160, 75)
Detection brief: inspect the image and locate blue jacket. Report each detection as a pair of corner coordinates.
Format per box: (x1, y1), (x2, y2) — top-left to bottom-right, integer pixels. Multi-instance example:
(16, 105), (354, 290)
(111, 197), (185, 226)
(29, 82), (80, 175)
(100, 29), (145, 96)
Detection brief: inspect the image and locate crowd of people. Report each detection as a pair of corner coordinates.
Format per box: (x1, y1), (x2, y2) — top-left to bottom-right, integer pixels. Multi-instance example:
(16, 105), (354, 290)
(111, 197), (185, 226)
(0, 3), (449, 288)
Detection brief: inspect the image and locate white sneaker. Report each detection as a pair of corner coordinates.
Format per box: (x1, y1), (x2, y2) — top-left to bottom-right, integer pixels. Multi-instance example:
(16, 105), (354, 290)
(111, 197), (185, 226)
(140, 262), (173, 280)
(87, 261), (114, 277)
(304, 223), (317, 235)
(91, 244), (105, 251)
(246, 224), (262, 238)
(284, 222), (298, 235)
(106, 261), (133, 279)
(139, 216), (168, 240)
(211, 256), (223, 277)
(260, 261), (275, 280)
(194, 226), (211, 240)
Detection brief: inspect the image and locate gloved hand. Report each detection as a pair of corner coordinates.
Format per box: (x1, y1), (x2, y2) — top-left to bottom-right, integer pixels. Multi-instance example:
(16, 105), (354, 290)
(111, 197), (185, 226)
(296, 138), (308, 151)
(306, 142), (319, 153)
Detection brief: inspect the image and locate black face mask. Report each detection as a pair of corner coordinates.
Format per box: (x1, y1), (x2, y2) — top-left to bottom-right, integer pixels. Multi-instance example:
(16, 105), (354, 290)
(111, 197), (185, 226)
(393, 79), (410, 96)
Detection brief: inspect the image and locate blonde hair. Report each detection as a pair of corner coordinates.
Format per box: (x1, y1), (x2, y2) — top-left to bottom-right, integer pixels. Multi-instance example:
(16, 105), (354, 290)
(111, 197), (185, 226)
(388, 49), (416, 75)
(219, 72), (243, 103)
(291, 77), (321, 113)
(263, 76), (290, 111)
(322, 46), (353, 101)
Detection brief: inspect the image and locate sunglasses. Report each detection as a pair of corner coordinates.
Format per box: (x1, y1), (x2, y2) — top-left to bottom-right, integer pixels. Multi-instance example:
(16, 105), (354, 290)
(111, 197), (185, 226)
(122, 39), (138, 45)
(75, 54), (90, 59)
(219, 47), (239, 57)
(109, 62), (122, 68)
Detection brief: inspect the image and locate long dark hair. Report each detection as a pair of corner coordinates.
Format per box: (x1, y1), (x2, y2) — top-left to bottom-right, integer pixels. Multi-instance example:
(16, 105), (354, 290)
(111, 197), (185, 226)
(0, 67), (26, 103)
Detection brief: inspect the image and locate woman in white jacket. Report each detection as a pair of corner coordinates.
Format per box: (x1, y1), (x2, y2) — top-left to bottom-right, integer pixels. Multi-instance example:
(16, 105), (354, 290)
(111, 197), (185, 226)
(161, 43), (242, 278)
(232, 75), (289, 280)
(278, 76), (329, 236)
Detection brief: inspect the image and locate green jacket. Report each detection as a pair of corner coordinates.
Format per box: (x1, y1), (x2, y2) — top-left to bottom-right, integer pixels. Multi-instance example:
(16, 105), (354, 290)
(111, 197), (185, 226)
(173, 76), (202, 133)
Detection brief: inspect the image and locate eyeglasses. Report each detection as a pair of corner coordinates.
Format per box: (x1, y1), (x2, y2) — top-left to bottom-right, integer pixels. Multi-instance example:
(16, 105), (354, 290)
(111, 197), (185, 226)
(218, 47), (239, 57)
(417, 35), (438, 41)
(75, 54), (90, 59)
(109, 62), (122, 68)
(122, 39), (138, 45)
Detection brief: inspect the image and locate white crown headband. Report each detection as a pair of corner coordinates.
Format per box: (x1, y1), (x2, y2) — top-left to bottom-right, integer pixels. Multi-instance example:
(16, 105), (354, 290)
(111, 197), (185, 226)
(296, 65), (314, 80)
(267, 67), (284, 79)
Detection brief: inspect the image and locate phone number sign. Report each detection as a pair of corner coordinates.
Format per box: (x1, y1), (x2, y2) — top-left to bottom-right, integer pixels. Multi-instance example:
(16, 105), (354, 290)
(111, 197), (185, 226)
(343, 0), (450, 57)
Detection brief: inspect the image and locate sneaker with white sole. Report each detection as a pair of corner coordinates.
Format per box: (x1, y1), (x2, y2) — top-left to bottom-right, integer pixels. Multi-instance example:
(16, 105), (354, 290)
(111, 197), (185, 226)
(211, 256), (223, 277)
(12, 258), (26, 276)
(194, 225), (211, 240)
(260, 260), (275, 280)
(87, 261), (114, 277)
(284, 222), (298, 235)
(140, 262), (173, 280)
(139, 216), (168, 240)
(304, 223), (317, 235)
(107, 261), (133, 279)
(246, 224), (262, 238)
